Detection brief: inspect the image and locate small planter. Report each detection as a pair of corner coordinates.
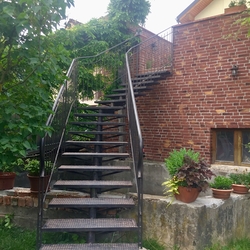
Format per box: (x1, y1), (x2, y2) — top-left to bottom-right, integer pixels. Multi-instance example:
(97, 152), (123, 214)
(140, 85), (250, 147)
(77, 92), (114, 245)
(211, 188), (232, 199)
(0, 172), (16, 190)
(224, 5), (247, 14)
(232, 184), (249, 194)
(174, 186), (201, 203)
(27, 174), (50, 193)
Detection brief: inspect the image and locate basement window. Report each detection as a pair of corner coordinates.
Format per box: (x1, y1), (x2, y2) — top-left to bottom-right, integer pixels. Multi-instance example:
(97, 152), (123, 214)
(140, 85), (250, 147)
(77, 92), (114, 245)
(212, 129), (250, 166)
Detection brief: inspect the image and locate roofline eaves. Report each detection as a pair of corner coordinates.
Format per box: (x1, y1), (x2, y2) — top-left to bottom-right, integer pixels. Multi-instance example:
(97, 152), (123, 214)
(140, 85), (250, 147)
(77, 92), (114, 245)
(176, 0), (201, 23)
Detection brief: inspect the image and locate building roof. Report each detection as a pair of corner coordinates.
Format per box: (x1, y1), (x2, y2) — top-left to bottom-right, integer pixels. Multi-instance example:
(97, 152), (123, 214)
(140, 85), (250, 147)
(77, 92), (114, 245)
(176, 0), (213, 24)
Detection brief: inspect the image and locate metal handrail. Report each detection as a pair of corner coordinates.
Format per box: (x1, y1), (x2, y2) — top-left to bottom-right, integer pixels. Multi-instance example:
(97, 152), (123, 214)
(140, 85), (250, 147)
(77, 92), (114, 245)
(125, 26), (173, 248)
(36, 34), (139, 249)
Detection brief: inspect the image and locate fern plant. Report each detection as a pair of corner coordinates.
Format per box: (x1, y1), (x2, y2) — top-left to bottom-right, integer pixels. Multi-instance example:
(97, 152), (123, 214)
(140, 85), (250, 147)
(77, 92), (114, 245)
(165, 148), (199, 177)
(210, 176), (233, 190)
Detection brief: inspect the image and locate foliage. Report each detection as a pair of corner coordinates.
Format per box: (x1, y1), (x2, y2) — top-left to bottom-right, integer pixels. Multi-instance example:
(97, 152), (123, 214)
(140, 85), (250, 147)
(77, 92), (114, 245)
(0, 158), (23, 173)
(107, 0), (151, 26)
(143, 238), (167, 250)
(210, 176), (233, 190)
(229, 172), (250, 186)
(229, 0), (247, 7)
(43, 232), (86, 244)
(23, 159), (53, 176)
(0, 214), (14, 229)
(0, 0), (74, 169)
(176, 155), (215, 192)
(162, 176), (182, 196)
(0, 0), (150, 171)
(165, 148), (200, 177)
(163, 155), (214, 196)
(205, 237), (250, 250)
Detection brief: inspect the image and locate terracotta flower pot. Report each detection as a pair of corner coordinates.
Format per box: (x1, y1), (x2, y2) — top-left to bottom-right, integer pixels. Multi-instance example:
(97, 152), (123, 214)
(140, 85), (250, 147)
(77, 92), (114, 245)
(224, 5), (247, 14)
(174, 186), (201, 203)
(232, 184), (249, 194)
(27, 174), (50, 193)
(0, 172), (16, 190)
(211, 188), (232, 199)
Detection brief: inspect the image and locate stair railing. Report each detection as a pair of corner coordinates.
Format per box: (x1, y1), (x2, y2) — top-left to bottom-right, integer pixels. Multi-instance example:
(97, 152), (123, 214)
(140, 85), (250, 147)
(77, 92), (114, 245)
(125, 27), (173, 249)
(37, 58), (78, 249)
(37, 34), (139, 249)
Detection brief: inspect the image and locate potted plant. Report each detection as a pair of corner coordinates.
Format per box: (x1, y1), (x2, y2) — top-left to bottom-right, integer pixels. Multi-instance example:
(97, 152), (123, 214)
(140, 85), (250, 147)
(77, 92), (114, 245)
(229, 172), (250, 194)
(162, 149), (215, 203)
(0, 159), (23, 190)
(210, 176), (233, 199)
(23, 159), (53, 193)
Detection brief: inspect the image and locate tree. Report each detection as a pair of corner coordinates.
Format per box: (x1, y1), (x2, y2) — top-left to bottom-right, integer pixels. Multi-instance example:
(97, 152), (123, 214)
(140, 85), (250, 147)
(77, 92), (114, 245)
(0, 0), (151, 169)
(0, 0), (74, 168)
(108, 0), (151, 26)
(52, 0), (151, 98)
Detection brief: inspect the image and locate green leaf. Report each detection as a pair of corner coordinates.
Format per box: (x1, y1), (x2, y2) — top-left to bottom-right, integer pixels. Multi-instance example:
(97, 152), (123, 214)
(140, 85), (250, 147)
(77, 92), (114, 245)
(22, 141), (31, 149)
(3, 5), (15, 17)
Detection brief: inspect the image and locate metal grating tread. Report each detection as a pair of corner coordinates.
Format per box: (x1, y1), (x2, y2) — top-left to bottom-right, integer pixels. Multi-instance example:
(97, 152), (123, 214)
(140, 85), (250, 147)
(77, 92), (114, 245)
(68, 131), (127, 135)
(120, 80), (155, 86)
(62, 152), (129, 157)
(49, 198), (134, 208)
(53, 180), (133, 189)
(74, 113), (126, 117)
(134, 70), (171, 79)
(79, 106), (125, 110)
(58, 165), (131, 171)
(66, 140), (128, 145)
(42, 218), (138, 232)
(70, 122), (126, 126)
(113, 86), (151, 92)
(95, 99), (126, 104)
(40, 243), (139, 250)
(105, 92), (140, 98)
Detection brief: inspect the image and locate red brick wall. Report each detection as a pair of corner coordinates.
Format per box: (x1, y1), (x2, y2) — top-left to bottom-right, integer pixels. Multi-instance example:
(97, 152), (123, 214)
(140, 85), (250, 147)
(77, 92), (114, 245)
(137, 13), (250, 163)
(128, 26), (173, 77)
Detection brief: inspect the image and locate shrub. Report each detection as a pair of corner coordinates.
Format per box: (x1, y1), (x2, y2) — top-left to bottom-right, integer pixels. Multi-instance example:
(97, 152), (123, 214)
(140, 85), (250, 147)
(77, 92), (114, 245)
(165, 148), (199, 177)
(210, 176), (233, 190)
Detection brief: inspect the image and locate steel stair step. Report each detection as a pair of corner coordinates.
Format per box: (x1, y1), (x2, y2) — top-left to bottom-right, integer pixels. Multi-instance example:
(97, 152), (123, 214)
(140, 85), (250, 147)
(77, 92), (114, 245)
(68, 131), (127, 135)
(113, 86), (152, 93)
(132, 75), (162, 82)
(62, 152), (129, 158)
(48, 198), (134, 208)
(70, 121), (126, 126)
(135, 70), (171, 79)
(105, 92), (141, 98)
(120, 79), (155, 86)
(74, 113), (126, 118)
(58, 165), (131, 172)
(66, 140), (128, 145)
(40, 243), (139, 250)
(78, 106), (125, 111)
(53, 180), (133, 189)
(42, 218), (138, 232)
(94, 99), (126, 106)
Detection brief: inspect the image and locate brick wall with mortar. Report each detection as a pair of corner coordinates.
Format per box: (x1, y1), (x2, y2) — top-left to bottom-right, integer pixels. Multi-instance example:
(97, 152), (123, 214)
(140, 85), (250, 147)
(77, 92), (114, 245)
(138, 12), (250, 162)
(0, 188), (90, 228)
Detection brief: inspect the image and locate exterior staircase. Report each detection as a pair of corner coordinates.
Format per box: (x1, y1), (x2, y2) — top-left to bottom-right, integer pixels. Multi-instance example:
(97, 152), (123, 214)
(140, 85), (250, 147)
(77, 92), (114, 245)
(37, 28), (173, 250)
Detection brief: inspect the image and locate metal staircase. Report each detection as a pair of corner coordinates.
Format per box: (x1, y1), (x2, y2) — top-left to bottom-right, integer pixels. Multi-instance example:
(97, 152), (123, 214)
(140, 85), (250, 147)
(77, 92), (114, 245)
(36, 27), (173, 250)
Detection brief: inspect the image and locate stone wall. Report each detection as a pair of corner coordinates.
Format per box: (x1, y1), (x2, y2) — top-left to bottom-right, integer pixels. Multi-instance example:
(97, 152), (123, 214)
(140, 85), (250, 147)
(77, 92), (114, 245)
(137, 12), (250, 162)
(2, 187), (250, 250)
(123, 193), (250, 250)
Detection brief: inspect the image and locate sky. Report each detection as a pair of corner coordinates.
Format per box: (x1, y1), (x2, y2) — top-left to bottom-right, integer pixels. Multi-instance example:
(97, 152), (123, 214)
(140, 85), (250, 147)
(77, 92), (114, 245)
(67, 0), (195, 33)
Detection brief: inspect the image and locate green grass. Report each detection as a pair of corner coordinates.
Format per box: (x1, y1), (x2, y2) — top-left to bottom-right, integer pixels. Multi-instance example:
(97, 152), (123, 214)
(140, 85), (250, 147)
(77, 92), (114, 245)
(206, 237), (250, 250)
(0, 226), (36, 250)
(1, 223), (250, 250)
